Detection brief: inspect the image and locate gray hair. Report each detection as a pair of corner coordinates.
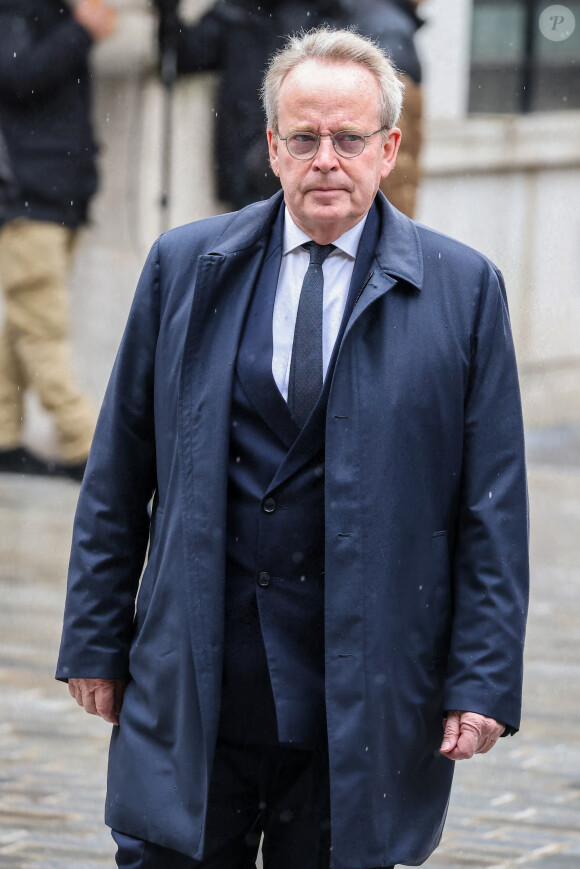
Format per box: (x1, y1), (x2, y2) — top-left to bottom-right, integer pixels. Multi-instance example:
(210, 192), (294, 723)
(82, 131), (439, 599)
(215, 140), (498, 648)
(261, 27), (405, 134)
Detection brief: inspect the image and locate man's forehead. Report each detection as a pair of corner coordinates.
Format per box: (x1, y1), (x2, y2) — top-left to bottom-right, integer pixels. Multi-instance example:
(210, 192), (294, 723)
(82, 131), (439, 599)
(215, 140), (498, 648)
(277, 60), (381, 128)
(281, 57), (374, 88)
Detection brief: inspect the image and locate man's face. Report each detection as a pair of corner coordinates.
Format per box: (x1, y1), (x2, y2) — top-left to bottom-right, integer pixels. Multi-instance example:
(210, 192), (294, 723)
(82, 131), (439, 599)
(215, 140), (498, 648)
(268, 59), (401, 244)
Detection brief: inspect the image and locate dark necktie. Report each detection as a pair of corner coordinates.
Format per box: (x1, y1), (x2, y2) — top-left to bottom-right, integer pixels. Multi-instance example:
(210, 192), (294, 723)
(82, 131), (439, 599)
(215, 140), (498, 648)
(287, 241), (335, 427)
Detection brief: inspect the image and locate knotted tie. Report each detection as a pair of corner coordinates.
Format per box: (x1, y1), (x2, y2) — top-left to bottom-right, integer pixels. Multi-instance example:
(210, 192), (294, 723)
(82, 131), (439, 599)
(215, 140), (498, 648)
(288, 241), (335, 427)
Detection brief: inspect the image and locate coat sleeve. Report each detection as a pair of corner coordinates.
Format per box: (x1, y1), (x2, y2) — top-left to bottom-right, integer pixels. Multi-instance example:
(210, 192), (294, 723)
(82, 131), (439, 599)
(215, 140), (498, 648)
(56, 241), (161, 682)
(443, 264), (529, 733)
(0, 7), (93, 99)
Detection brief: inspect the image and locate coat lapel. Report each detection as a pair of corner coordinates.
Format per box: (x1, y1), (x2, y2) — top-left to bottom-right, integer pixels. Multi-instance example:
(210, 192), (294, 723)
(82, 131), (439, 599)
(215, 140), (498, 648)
(177, 196), (284, 712)
(344, 192), (423, 337)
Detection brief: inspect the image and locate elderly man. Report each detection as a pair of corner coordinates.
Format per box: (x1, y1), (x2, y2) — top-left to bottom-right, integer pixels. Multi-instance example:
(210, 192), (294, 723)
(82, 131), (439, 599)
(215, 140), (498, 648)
(57, 28), (529, 869)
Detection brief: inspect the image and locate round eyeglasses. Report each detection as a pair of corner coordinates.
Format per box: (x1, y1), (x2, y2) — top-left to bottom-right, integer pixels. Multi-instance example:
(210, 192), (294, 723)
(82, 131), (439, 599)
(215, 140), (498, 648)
(278, 127), (387, 160)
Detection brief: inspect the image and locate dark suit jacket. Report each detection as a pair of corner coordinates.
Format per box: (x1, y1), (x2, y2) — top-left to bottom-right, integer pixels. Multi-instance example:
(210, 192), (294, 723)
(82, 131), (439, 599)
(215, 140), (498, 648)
(56, 191), (529, 868)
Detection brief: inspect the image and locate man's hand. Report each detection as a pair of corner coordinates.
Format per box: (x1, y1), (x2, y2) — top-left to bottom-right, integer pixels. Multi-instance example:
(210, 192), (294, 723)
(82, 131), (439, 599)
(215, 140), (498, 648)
(74, 0), (118, 42)
(68, 677), (127, 726)
(440, 710), (505, 760)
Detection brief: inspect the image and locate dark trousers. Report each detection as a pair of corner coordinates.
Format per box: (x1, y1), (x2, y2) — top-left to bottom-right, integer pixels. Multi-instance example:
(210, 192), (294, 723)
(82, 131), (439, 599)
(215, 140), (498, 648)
(113, 739), (334, 869)
(112, 739), (394, 868)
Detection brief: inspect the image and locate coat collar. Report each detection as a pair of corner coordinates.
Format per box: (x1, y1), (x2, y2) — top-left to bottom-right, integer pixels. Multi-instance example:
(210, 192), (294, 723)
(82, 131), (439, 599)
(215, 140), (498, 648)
(205, 191), (285, 257)
(205, 189), (424, 294)
(372, 190), (423, 291)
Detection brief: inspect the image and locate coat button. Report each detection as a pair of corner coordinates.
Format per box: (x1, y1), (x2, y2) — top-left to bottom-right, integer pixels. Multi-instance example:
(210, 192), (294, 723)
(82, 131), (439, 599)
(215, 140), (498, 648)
(262, 497), (276, 514)
(257, 571), (271, 588)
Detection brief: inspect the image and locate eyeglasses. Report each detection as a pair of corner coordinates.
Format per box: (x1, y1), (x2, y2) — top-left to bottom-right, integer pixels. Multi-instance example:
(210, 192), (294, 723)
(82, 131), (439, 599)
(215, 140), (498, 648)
(278, 127), (387, 160)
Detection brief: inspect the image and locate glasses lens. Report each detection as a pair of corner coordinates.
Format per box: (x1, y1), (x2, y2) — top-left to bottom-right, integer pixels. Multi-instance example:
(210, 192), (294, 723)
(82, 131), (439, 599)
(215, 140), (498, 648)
(287, 132), (318, 159)
(334, 132), (365, 157)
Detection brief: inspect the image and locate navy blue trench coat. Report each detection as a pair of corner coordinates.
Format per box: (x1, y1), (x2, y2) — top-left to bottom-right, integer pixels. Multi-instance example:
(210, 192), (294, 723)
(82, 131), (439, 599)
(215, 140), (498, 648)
(57, 191), (529, 868)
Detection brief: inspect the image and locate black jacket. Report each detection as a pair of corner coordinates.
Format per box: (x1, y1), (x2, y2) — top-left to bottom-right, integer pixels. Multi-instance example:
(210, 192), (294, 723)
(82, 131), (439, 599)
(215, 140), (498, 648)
(0, 0), (98, 226)
(176, 0), (423, 209)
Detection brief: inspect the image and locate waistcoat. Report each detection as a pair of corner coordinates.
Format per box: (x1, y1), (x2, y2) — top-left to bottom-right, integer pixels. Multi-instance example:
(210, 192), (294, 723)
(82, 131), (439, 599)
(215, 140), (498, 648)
(219, 203), (380, 746)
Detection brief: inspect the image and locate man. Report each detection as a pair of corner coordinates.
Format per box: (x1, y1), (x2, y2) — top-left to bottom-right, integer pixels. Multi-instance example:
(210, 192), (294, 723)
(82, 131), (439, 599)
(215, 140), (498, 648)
(57, 28), (529, 869)
(0, 0), (116, 479)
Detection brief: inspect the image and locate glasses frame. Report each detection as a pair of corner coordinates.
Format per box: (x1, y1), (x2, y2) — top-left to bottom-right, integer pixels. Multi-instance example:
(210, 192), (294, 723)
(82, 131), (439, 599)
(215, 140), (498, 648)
(277, 127), (388, 161)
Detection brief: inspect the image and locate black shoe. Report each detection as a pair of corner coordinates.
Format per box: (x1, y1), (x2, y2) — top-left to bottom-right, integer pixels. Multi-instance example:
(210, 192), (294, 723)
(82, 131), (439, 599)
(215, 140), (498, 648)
(54, 459), (87, 483)
(0, 446), (56, 477)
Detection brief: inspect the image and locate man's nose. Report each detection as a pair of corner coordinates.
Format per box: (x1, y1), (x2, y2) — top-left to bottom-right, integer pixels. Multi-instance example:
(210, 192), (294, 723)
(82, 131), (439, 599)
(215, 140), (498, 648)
(312, 135), (339, 170)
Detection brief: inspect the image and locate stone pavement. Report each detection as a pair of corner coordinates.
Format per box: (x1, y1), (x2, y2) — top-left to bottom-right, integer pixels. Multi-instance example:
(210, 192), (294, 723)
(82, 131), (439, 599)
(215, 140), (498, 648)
(1, 428), (579, 869)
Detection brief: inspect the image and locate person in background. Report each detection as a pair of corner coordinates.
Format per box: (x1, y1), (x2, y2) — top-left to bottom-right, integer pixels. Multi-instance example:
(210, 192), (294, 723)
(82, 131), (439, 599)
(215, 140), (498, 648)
(0, 0), (116, 480)
(374, 0), (424, 217)
(172, 0), (336, 211)
(170, 0), (424, 216)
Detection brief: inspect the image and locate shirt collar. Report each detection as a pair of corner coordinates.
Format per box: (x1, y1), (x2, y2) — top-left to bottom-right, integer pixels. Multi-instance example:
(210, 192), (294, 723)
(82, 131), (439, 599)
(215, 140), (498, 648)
(282, 206), (368, 260)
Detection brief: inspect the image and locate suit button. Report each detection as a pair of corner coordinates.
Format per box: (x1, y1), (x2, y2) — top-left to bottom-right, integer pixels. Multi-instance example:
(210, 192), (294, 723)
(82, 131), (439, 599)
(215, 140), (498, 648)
(257, 571), (271, 588)
(262, 497), (276, 514)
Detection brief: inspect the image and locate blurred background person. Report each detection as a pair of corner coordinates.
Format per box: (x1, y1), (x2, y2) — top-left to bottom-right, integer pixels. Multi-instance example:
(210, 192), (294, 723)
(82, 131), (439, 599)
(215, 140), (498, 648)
(165, 0), (424, 216)
(374, 0), (424, 218)
(0, 0), (117, 480)
(169, 0), (339, 211)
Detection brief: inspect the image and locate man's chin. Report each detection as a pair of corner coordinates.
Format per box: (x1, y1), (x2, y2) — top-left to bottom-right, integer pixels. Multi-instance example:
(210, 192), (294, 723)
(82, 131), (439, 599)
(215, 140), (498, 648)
(306, 188), (346, 203)
(303, 198), (348, 221)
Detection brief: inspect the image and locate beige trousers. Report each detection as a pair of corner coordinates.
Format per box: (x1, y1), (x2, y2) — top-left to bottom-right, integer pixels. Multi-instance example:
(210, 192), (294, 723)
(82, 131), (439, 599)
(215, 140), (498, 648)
(0, 219), (95, 461)
(380, 76), (424, 219)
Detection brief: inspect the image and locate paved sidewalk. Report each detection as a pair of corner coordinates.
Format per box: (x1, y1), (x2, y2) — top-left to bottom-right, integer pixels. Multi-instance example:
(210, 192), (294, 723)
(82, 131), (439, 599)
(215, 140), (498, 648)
(1, 432), (579, 868)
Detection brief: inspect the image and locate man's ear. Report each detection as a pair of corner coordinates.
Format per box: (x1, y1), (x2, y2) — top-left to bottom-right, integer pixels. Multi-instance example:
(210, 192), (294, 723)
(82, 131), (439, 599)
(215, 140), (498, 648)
(267, 129), (281, 178)
(380, 127), (402, 180)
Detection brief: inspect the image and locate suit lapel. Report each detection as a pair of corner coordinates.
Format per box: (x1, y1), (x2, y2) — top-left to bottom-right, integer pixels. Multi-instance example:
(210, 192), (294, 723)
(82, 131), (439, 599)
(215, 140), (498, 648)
(235, 208), (300, 450)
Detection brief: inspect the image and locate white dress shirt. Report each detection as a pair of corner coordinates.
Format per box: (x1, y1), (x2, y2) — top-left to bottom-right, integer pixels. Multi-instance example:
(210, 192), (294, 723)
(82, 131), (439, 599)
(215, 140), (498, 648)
(272, 207), (368, 401)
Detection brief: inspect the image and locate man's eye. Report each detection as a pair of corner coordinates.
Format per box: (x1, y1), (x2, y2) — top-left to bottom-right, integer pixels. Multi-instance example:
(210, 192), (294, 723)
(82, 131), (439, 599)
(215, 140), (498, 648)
(337, 133), (362, 144)
(292, 133), (316, 143)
